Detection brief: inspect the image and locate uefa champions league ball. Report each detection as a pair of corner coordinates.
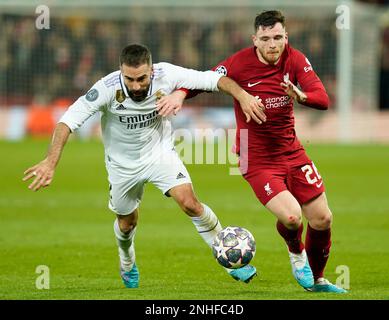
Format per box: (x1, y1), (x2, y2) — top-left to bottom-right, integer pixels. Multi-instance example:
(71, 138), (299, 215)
(212, 226), (256, 269)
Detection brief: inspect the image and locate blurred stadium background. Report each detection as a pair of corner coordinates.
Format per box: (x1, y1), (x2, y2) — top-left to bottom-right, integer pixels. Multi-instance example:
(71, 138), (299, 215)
(1, 0), (389, 300)
(0, 0), (388, 142)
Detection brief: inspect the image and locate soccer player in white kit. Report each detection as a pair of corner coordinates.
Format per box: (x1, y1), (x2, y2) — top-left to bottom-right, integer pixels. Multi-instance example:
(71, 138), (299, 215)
(23, 44), (265, 288)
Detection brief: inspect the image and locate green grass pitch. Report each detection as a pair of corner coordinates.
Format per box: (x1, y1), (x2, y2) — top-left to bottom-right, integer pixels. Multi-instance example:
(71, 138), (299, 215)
(0, 139), (388, 300)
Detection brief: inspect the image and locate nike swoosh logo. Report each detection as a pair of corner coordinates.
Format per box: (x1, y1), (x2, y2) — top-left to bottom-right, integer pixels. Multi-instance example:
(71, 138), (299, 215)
(316, 181), (323, 188)
(248, 81), (262, 88)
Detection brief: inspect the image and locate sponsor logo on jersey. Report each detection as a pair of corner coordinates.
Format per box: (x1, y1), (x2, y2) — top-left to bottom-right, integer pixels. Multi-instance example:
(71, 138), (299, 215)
(304, 58), (313, 73)
(118, 110), (159, 129)
(85, 88), (99, 102)
(264, 183), (273, 196)
(116, 89), (126, 103)
(264, 95), (291, 109)
(215, 65), (227, 76)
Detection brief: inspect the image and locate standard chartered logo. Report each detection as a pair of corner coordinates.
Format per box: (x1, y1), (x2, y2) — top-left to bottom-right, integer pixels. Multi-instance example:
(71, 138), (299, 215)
(264, 95), (290, 109)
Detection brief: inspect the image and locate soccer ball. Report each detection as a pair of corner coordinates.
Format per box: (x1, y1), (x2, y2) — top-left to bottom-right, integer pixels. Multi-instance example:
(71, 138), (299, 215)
(212, 226), (256, 269)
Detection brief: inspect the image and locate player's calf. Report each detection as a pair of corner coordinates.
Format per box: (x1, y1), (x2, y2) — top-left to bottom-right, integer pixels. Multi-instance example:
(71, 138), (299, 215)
(179, 197), (204, 216)
(114, 217), (137, 277)
(168, 183), (204, 216)
(191, 203), (222, 247)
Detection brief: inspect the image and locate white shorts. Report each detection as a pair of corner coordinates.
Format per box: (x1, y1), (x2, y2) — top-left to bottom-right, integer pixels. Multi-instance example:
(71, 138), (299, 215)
(108, 149), (192, 215)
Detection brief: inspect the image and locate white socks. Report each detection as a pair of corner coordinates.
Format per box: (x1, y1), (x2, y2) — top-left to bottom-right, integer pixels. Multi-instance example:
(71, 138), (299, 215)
(113, 219), (136, 272)
(191, 204), (236, 274)
(191, 203), (222, 248)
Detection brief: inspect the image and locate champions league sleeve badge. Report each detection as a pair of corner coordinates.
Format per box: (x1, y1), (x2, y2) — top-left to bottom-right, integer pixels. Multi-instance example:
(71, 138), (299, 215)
(85, 88), (99, 102)
(215, 65), (227, 76)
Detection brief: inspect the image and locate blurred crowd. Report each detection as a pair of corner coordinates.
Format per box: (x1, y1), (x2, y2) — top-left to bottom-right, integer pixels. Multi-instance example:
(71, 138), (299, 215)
(0, 2), (388, 138)
(0, 13), (337, 107)
(379, 11), (389, 111)
(358, 0), (389, 110)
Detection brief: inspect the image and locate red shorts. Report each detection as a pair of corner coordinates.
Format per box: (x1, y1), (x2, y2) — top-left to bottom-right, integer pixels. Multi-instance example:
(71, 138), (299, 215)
(243, 160), (325, 206)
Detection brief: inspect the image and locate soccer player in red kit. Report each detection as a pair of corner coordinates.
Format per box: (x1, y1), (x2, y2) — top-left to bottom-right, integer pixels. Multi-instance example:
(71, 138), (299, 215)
(157, 10), (346, 293)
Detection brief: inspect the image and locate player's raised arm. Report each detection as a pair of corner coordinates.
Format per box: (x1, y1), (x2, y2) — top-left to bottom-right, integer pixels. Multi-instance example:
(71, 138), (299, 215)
(23, 122), (71, 191)
(155, 62), (220, 117)
(281, 51), (329, 110)
(156, 62), (266, 124)
(157, 78), (267, 124)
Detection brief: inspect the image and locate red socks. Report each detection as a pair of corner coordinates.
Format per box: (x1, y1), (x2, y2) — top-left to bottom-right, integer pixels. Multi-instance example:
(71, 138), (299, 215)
(276, 220), (332, 280)
(305, 224), (331, 280)
(276, 220), (304, 254)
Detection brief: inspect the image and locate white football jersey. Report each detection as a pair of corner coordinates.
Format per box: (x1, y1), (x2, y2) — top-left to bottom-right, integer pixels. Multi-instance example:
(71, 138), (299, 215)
(59, 62), (222, 183)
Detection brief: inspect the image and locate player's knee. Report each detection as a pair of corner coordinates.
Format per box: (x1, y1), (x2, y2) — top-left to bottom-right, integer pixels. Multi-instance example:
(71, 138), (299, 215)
(283, 214), (302, 230)
(117, 211), (138, 234)
(312, 212), (332, 230)
(118, 220), (137, 234)
(282, 201), (302, 229)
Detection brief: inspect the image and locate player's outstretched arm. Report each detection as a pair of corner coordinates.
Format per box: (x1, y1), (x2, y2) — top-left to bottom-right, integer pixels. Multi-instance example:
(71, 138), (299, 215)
(217, 76), (267, 124)
(281, 51), (329, 110)
(23, 122), (71, 191)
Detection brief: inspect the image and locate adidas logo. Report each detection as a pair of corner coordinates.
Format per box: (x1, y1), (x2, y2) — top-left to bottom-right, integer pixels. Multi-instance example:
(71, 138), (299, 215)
(176, 172), (186, 179)
(116, 104), (126, 110)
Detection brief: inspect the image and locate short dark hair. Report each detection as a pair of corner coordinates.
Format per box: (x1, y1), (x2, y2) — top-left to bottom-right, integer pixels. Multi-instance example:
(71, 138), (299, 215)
(254, 10), (285, 31)
(120, 44), (152, 67)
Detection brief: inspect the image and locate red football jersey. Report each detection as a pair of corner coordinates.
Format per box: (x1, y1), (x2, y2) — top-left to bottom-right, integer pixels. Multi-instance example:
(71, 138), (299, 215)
(212, 45), (329, 168)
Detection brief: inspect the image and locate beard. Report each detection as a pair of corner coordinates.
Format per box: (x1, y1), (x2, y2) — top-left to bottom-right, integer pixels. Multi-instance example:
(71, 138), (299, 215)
(257, 47), (283, 65)
(128, 85), (150, 102)
(265, 52), (280, 64)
